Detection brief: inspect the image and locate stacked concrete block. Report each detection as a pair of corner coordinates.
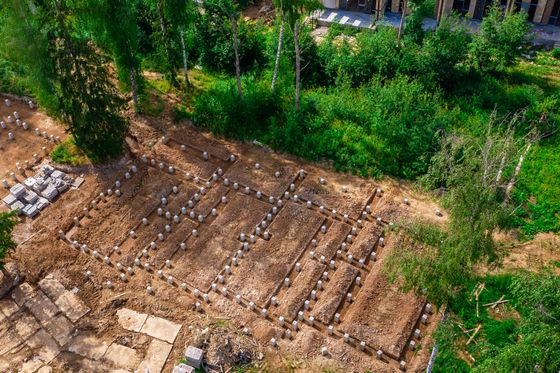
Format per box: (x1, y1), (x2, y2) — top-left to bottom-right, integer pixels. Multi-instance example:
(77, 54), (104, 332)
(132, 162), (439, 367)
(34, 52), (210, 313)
(9, 183), (26, 198)
(1, 164), (76, 218)
(22, 203), (39, 218)
(41, 184), (59, 201)
(34, 197), (49, 211)
(22, 190), (38, 204)
(2, 193), (17, 206)
(10, 200), (24, 214)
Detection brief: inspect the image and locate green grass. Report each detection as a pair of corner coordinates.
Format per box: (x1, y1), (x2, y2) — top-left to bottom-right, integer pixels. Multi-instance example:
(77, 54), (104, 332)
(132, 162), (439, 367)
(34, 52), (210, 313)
(138, 86), (165, 117)
(506, 51), (560, 237)
(513, 135), (560, 237)
(50, 137), (90, 166)
(433, 275), (521, 372)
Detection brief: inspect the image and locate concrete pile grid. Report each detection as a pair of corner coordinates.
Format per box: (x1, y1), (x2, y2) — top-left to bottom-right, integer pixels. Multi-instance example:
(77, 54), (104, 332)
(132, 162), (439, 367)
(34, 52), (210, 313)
(48, 133), (437, 372)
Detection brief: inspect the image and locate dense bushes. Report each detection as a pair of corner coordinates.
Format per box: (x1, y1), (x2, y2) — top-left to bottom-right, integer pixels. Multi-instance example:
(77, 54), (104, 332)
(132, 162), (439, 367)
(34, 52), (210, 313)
(193, 75), (286, 138)
(434, 273), (560, 372)
(469, 3), (530, 73)
(195, 76), (450, 178)
(195, 0), (268, 73)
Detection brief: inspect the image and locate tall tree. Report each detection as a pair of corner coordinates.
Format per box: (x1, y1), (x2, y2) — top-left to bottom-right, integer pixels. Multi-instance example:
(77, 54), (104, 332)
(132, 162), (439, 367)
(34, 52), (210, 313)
(271, 0), (285, 92)
(230, 7), (243, 98)
(78, 0), (143, 113)
(384, 118), (524, 305)
(284, 0), (322, 110)
(1, 0), (129, 159)
(148, 0), (195, 87)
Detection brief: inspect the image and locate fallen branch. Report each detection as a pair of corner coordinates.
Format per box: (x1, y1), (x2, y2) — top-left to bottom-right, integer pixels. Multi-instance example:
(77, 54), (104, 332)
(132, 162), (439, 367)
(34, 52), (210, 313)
(466, 325), (481, 345)
(483, 297), (509, 308)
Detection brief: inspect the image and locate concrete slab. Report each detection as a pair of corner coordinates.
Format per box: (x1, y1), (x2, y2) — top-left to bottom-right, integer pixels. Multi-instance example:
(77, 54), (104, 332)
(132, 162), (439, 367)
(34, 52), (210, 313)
(54, 291), (90, 322)
(19, 357), (45, 373)
(25, 290), (60, 325)
(103, 343), (141, 370)
(25, 329), (61, 363)
(0, 327), (24, 355)
(136, 339), (173, 373)
(326, 11), (338, 21)
(0, 298), (20, 317)
(44, 314), (74, 346)
(116, 308), (148, 332)
(140, 315), (182, 344)
(38, 277), (67, 301)
(13, 312), (41, 340)
(37, 366), (53, 373)
(11, 283), (36, 306)
(67, 334), (109, 360)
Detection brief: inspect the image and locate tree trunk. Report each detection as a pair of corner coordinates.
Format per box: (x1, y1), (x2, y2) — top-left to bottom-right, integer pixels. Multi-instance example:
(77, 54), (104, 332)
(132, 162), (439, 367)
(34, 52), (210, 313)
(506, 143), (532, 198)
(271, 19), (284, 92)
(157, 0), (177, 86)
(130, 66), (138, 113)
(397, 0), (406, 44)
(294, 21), (301, 111)
(180, 30), (190, 87)
(230, 14), (243, 99)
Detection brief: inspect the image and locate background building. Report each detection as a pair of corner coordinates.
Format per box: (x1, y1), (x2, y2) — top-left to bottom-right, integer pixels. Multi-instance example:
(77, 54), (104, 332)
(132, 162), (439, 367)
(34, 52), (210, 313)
(321, 0), (560, 25)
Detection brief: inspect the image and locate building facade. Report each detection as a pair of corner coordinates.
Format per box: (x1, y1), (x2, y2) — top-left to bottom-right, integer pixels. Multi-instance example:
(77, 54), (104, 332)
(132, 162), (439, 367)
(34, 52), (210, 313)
(322, 0), (560, 25)
(436, 0), (560, 24)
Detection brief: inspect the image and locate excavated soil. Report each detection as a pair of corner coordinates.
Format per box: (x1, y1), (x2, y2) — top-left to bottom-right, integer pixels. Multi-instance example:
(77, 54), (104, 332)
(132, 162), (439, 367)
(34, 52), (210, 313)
(1, 93), (449, 372)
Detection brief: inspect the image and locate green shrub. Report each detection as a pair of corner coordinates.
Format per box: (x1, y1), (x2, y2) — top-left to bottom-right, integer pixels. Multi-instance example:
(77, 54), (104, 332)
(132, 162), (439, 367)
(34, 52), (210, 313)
(551, 48), (560, 59)
(51, 137), (90, 166)
(192, 75), (286, 139)
(469, 2), (529, 74)
(196, 0), (268, 74)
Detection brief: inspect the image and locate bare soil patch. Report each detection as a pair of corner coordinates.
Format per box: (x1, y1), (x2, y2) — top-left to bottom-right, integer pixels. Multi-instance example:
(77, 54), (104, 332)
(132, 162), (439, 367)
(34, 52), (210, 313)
(1, 102), (443, 372)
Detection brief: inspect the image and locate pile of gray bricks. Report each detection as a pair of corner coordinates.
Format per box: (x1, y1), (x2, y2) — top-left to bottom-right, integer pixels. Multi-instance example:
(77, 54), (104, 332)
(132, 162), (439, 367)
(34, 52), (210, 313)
(2, 164), (75, 218)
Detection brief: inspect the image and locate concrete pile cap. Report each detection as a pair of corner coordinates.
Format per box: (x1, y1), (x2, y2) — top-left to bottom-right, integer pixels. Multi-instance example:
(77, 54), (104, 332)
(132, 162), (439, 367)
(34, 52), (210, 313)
(184, 345), (204, 368)
(51, 170), (65, 179)
(53, 179), (69, 192)
(41, 164), (54, 176)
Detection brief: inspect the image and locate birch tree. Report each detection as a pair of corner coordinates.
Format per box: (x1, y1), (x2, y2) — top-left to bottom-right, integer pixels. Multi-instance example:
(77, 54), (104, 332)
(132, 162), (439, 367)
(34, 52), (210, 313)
(284, 0), (322, 110)
(271, 0), (285, 92)
(79, 0), (143, 113)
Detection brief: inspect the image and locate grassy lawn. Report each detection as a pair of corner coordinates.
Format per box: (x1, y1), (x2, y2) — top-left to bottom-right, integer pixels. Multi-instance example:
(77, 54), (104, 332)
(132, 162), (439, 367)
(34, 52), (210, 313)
(50, 137), (90, 166)
(139, 68), (222, 121)
(509, 51), (560, 237)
